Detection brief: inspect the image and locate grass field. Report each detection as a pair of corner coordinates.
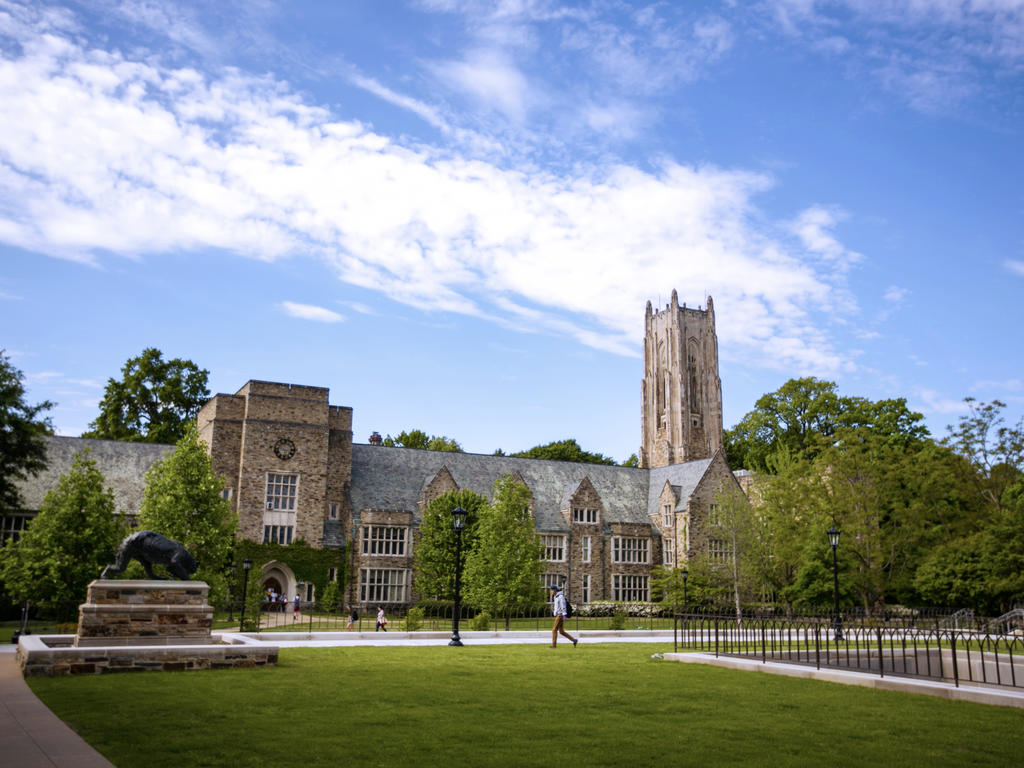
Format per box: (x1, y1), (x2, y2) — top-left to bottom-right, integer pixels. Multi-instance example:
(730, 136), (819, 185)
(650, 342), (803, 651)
(26, 643), (1024, 768)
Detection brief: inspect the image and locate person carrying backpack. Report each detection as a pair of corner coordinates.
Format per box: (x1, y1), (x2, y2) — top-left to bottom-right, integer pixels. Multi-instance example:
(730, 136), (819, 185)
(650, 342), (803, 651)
(548, 584), (578, 648)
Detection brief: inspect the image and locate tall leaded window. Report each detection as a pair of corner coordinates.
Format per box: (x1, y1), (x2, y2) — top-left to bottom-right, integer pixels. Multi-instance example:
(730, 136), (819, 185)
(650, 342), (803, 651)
(266, 473), (298, 511)
(542, 573), (566, 591)
(612, 536), (649, 564)
(581, 574), (590, 604)
(362, 526), (407, 556)
(612, 574), (649, 602)
(708, 538), (732, 563)
(663, 537), (675, 566)
(359, 568), (408, 603)
(542, 534), (565, 562)
(581, 536), (592, 563)
(263, 525), (293, 545)
(661, 503), (674, 529)
(0, 513), (31, 544)
(572, 507), (598, 524)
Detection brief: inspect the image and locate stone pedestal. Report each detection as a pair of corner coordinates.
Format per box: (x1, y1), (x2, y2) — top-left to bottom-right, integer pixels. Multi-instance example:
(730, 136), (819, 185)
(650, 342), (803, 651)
(75, 580), (214, 647)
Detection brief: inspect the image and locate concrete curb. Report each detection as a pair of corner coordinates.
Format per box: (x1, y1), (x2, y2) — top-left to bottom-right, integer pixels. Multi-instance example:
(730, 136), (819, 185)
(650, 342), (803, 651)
(663, 651), (1024, 709)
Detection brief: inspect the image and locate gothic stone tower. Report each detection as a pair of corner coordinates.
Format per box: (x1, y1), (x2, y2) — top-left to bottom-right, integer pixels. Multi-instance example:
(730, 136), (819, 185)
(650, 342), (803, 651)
(639, 290), (723, 468)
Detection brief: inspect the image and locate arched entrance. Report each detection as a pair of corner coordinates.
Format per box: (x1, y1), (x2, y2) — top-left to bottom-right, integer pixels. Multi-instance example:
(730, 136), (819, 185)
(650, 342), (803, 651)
(261, 561), (296, 613)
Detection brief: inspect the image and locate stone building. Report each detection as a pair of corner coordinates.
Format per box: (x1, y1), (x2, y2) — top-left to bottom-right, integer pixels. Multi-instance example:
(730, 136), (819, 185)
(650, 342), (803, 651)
(6, 293), (746, 609)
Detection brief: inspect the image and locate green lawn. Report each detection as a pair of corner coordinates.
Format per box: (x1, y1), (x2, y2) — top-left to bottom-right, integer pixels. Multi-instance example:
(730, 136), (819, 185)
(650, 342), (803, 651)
(28, 644), (1024, 768)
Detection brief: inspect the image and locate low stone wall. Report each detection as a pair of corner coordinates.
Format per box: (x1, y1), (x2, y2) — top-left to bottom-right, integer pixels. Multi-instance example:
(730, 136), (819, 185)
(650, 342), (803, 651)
(17, 635), (278, 676)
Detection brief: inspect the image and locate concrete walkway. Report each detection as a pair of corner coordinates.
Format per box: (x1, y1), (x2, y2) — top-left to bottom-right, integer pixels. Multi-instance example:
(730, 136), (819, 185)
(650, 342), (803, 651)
(0, 645), (115, 768)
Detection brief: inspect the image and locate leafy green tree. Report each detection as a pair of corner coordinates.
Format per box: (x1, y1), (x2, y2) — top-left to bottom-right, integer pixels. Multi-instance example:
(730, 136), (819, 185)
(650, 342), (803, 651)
(382, 429), (462, 452)
(318, 579), (342, 613)
(464, 475), (545, 625)
(510, 438), (615, 465)
(0, 451), (125, 616)
(137, 422), (237, 602)
(83, 348), (209, 444)
(621, 453), (639, 467)
(414, 489), (488, 600)
(0, 350), (53, 511)
(651, 566), (689, 613)
(724, 377), (927, 471)
(943, 398), (1024, 513)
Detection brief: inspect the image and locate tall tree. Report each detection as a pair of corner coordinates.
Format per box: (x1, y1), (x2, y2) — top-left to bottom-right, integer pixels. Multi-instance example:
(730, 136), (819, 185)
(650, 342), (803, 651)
(510, 438), (615, 465)
(83, 348), (209, 444)
(413, 489), (488, 600)
(382, 429), (462, 452)
(943, 398), (1024, 513)
(0, 450), (124, 615)
(464, 474), (545, 623)
(724, 377), (928, 471)
(137, 422), (237, 602)
(0, 350), (53, 511)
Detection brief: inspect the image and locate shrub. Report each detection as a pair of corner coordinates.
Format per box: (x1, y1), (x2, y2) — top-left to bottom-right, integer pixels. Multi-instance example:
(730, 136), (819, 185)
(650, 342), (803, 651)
(472, 611), (491, 631)
(610, 611), (627, 630)
(405, 606), (425, 631)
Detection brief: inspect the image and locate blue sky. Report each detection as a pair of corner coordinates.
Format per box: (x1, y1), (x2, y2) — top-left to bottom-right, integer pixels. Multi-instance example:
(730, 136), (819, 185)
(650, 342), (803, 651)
(1, 0), (1021, 463)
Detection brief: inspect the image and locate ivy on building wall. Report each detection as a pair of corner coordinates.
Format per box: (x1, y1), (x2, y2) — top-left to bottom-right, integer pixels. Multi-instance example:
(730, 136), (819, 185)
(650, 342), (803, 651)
(229, 539), (347, 603)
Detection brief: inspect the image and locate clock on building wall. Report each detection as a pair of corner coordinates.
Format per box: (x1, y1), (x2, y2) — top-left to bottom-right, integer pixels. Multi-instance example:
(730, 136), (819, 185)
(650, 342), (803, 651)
(273, 438), (296, 461)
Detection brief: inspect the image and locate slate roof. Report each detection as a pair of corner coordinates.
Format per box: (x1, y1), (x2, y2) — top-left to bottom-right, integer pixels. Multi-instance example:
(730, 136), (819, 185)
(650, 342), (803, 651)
(14, 435), (174, 515)
(647, 458), (715, 514)
(350, 445), (652, 531)
(14, 437), (722, 533)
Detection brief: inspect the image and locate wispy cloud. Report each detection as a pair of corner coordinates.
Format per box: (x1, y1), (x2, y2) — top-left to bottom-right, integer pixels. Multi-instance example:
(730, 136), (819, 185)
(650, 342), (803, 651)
(280, 302), (345, 323)
(0, 5), (861, 375)
(1006, 260), (1024, 277)
(763, 0), (1024, 115)
(884, 285), (908, 303)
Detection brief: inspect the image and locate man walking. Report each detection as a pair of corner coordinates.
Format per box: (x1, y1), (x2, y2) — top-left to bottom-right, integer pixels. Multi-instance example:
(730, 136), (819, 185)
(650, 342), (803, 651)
(549, 584), (578, 648)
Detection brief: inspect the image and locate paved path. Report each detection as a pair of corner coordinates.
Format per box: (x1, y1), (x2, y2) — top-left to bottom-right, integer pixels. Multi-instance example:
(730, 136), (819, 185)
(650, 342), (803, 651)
(0, 645), (115, 768)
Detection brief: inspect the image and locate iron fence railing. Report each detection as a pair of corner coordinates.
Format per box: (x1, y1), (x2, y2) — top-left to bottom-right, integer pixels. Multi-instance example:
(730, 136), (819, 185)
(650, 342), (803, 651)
(215, 602), (684, 634)
(674, 614), (1024, 690)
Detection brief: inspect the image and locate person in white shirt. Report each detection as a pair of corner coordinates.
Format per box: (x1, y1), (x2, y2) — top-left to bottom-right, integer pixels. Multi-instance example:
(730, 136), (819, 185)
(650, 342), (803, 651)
(548, 584), (578, 648)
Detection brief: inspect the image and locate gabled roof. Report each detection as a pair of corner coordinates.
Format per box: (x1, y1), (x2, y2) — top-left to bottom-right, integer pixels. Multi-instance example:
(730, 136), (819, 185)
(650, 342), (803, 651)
(646, 457), (715, 513)
(350, 445), (651, 531)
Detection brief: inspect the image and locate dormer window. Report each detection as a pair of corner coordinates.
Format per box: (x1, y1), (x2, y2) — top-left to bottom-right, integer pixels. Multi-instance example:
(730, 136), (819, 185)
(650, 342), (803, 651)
(572, 507), (599, 524)
(661, 503), (674, 529)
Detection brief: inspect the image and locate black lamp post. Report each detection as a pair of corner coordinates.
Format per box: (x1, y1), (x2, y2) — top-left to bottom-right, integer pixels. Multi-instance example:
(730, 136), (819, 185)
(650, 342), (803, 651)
(239, 558), (253, 632)
(449, 505), (468, 647)
(681, 568), (689, 612)
(228, 562), (236, 622)
(827, 527), (843, 641)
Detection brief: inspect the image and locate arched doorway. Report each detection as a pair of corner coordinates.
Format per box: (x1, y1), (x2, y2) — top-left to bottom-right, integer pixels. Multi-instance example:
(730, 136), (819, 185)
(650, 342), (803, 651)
(261, 561), (296, 613)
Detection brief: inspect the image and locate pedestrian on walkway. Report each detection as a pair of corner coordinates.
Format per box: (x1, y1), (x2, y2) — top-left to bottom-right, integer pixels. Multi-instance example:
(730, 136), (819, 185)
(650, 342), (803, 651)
(548, 584), (577, 648)
(293, 594), (301, 621)
(347, 607), (358, 630)
(376, 606), (387, 632)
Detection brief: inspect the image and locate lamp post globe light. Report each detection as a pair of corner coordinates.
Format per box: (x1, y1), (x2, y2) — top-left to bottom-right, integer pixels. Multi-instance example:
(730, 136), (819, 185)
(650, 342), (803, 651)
(239, 558), (253, 632)
(827, 527), (842, 641)
(449, 506), (468, 647)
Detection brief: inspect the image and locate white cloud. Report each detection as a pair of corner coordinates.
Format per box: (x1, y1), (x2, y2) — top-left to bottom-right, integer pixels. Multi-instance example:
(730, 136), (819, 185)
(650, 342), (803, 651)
(430, 50), (533, 122)
(913, 388), (970, 416)
(280, 302), (345, 323)
(1006, 260), (1024, 277)
(0, 10), (861, 376)
(884, 285), (908, 303)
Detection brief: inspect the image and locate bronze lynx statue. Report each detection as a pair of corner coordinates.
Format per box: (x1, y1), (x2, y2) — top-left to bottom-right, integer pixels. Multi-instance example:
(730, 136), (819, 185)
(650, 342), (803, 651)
(101, 530), (199, 581)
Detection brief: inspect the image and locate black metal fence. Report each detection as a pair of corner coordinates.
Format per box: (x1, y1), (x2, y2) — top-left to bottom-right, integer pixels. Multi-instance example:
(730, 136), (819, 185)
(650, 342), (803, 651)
(674, 614), (1024, 690)
(214, 601), (681, 633)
